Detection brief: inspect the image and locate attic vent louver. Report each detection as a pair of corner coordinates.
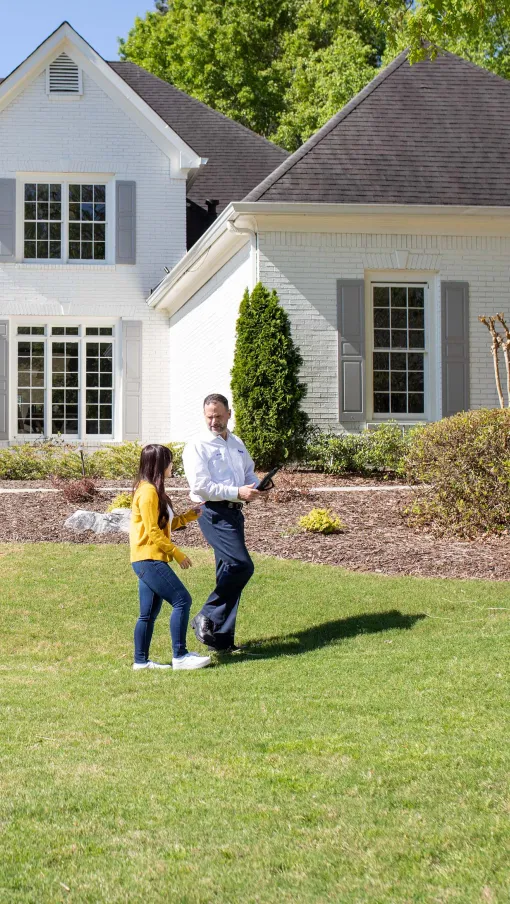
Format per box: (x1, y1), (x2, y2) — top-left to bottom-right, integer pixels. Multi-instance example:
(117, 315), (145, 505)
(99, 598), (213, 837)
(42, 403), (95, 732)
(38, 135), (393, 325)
(47, 53), (82, 95)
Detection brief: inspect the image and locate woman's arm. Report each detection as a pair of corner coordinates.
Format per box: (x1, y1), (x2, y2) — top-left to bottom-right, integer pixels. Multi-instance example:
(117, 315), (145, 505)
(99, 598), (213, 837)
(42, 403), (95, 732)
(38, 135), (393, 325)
(171, 509), (200, 531)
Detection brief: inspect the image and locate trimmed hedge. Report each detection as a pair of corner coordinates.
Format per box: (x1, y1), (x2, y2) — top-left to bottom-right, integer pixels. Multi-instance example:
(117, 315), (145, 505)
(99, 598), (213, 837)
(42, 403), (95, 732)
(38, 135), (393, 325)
(303, 423), (414, 478)
(0, 440), (184, 481)
(405, 408), (510, 537)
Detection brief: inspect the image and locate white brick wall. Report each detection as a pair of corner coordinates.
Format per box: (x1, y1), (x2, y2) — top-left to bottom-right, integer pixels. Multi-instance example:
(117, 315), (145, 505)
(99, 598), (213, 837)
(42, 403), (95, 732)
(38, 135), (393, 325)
(0, 68), (187, 442)
(258, 229), (510, 427)
(168, 243), (253, 441)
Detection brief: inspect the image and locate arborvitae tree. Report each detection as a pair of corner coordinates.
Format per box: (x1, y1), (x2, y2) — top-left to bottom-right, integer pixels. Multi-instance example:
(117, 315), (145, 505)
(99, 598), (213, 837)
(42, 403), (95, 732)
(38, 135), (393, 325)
(231, 282), (309, 469)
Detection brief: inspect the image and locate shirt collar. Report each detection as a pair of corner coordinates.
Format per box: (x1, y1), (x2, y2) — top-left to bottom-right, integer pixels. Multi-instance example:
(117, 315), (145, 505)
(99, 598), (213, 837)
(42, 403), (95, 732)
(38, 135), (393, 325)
(200, 428), (231, 444)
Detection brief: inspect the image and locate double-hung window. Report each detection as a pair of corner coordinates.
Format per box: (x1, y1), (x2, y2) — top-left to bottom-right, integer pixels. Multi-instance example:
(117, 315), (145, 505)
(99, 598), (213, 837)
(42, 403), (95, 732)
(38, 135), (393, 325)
(16, 325), (115, 438)
(23, 182), (107, 262)
(372, 284), (426, 416)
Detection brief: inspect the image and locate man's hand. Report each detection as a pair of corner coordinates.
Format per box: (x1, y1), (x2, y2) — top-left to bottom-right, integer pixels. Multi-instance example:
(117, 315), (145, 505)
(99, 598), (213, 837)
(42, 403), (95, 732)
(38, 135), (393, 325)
(238, 483), (261, 502)
(179, 556), (192, 569)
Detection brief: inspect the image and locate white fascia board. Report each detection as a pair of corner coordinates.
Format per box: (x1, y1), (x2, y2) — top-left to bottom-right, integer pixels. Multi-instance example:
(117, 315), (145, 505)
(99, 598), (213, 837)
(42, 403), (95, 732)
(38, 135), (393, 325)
(147, 203), (241, 313)
(147, 198), (510, 314)
(231, 201), (510, 217)
(0, 22), (202, 175)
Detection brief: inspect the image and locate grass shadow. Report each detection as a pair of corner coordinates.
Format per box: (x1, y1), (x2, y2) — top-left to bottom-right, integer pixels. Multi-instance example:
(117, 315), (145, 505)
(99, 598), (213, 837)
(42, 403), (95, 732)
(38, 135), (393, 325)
(223, 610), (427, 662)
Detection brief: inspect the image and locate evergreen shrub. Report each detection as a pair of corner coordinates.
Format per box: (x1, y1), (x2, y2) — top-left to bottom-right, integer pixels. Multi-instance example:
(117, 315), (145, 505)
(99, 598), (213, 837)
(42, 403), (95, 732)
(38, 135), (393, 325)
(304, 423), (413, 477)
(231, 282), (309, 469)
(107, 492), (133, 511)
(0, 441), (184, 480)
(405, 408), (510, 536)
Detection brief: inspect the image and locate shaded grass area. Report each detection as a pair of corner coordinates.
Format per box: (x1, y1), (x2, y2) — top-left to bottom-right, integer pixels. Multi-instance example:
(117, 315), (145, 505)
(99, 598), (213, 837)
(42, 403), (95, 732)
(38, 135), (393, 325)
(0, 543), (509, 903)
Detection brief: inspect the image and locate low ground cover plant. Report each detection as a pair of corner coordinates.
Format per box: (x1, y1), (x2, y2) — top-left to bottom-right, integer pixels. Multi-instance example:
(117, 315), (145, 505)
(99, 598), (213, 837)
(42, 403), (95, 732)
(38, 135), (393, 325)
(0, 440), (184, 480)
(107, 492), (133, 511)
(405, 408), (510, 537)
(299, 508), (344, 534)
(303, 422), (414, 478)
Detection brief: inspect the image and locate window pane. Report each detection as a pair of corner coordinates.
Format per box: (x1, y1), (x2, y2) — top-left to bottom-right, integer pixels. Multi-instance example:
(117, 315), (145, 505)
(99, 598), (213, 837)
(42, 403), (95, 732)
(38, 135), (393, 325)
(69, 224), (80, 241)
(408, 353), (424, 371)
(24, 223), (36, 240)
(391, 309), (407, 329)
(391, 372), (406, 392)
(99, 328), (113, 336)
(49, 203), (61, 221)
(24, 242), (36, 259)
(408, 287), (424, 308)
(82, 223), (93, 240)
(94, 185), (106, 202)
(37, 184), (49, 201)
(50, 184), (61, 202)
(373, 287), (389, 307)
(409, 394), (425, 414)
(390, 394), (407, 414)
(408, 372), (424, 392)
(409, 309), (424, 329)
(373, 371), (389, 391)
(50, 223), (61, 240)
(391, 287), (406, 307)
(374, 309), (390, 328)
(25, 184), (36, 201)
(409, 331), (425, 349)
(69, 243), (80, 259)
(81, 242), (93, 260)
(99, 420), (112, 435)
(37, 222), (48, 240)
(86, 420), (99, 434)
(94, 224), (105, 241)
(374, 393), (390, 413)
(82, 204), (93, 222)
(374, 330), (390, 348)
(391, 330), (407, 348)
(49, 242), (61, 259)
(69, 185), (81, 202)
(94, 242), (105, 260)
(37, 203), (48, 220)
(69, 203), (81, 221)
(82, 185), (93, 202)
(94, 204), (105, 221)
(25, 203), (36, 220)
(86, 328), (98, 335)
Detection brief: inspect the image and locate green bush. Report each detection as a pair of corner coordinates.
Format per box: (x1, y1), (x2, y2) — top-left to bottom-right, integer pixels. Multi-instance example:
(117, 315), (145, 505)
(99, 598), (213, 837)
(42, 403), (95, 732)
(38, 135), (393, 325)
(298, 508), (345, 534)
(303, 423), (413, 478)
(107, 492), (133, 511)
(405, 408), (510, 537)
(0, 440), (184, 481)
(231, 282), (309, 469)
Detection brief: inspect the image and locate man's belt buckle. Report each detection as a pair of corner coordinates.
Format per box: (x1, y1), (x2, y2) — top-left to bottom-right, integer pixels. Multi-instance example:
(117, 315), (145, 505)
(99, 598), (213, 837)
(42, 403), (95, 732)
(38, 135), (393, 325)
(227, 501), (242, 510)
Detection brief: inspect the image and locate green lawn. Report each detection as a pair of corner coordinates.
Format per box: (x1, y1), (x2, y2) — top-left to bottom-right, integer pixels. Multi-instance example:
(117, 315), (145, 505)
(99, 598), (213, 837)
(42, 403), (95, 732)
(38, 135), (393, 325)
(0, 543), (509, 904)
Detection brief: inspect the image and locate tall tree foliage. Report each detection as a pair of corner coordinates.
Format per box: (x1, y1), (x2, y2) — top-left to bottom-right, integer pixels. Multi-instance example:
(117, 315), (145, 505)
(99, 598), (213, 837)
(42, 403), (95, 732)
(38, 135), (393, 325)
(120, 0), (510, 150)
(230, 283), (309, 468)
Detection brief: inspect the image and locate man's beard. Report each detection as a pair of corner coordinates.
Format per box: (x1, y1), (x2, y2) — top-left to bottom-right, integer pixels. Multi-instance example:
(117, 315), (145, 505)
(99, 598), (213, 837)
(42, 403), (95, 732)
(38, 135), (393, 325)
(209, 424), (227, 435)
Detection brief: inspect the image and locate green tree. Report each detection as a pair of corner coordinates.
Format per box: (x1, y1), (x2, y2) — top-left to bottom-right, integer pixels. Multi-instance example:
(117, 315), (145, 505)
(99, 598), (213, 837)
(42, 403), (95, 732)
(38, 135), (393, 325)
(362, 0), (510, 78)
(230, 283), (309, 468)
(119, 0), (386, 147)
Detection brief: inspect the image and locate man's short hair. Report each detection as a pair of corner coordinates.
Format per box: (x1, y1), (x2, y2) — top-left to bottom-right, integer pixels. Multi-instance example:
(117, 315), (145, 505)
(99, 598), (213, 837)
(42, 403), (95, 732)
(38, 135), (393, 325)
(203, 393), (229, 409)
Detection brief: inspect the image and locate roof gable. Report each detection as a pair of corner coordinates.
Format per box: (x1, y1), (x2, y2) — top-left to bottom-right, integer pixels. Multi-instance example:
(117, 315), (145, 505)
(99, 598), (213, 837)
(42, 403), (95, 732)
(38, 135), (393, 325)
(109, 62), (288, 214)
(0, 22), (202, 175)
(245, 50), (510, 207)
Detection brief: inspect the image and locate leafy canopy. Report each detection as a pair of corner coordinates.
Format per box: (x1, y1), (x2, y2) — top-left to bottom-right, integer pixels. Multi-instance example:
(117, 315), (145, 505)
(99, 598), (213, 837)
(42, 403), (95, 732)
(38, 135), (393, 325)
(120, 0), (510, 149)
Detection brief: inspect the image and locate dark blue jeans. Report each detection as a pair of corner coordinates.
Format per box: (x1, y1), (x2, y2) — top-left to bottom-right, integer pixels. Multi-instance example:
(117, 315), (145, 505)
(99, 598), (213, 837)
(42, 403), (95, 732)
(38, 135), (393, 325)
(132, 559), (192, 662)
(197, 503), (254, 649)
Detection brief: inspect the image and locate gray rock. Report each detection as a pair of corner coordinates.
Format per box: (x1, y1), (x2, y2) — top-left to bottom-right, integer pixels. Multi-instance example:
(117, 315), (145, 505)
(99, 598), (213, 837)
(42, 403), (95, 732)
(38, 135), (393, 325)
(65, 509), (131, 534)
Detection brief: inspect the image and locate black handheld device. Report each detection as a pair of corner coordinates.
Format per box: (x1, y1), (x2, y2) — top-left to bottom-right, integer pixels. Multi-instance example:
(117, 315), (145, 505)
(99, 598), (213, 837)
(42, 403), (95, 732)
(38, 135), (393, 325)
(257, 466), (280, 491)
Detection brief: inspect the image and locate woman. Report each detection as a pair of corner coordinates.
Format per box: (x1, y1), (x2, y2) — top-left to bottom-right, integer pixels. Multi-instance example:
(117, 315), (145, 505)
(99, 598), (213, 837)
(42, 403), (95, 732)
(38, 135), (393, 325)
(130, 443), (211, 671)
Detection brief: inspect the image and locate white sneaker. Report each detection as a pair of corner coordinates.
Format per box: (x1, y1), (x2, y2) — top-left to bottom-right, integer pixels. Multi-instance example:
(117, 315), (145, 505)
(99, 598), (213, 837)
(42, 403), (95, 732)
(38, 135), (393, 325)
(132, 660), (172, 671)
(172, 652), (211, 670)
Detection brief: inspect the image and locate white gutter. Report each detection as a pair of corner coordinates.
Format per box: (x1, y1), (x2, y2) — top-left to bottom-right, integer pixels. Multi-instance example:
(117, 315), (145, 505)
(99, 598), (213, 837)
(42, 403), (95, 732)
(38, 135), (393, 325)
(147, 200), (510, 314)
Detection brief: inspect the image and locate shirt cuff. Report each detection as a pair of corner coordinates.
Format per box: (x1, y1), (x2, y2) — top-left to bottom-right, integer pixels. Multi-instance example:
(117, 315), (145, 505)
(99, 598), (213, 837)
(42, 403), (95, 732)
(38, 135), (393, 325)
(225, 485), (240, 501)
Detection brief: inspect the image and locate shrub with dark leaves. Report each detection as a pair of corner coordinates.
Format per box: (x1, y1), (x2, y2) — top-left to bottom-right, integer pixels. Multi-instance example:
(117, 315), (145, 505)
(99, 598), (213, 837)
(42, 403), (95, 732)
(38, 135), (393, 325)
(405, 408), (510, 537)
(58, 478), (98, 504)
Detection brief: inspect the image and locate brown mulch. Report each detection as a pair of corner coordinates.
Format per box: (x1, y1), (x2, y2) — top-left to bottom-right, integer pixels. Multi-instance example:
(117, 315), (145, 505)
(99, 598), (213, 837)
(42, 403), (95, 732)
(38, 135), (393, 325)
(0, 482), (509, 581)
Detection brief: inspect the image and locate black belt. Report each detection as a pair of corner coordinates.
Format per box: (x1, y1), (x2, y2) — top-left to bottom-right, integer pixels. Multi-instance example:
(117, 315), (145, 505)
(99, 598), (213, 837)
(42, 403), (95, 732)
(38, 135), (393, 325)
(206, 501), (243, 510)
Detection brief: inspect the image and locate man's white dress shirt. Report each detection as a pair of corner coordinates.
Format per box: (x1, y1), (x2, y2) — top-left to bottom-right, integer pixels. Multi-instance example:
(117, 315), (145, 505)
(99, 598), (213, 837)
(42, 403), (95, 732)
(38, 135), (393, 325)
(183, 430), (258, 503)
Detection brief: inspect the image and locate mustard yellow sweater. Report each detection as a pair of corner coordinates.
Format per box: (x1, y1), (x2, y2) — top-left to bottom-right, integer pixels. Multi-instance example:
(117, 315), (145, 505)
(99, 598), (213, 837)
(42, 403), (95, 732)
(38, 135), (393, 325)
(130, 481), (198, 565)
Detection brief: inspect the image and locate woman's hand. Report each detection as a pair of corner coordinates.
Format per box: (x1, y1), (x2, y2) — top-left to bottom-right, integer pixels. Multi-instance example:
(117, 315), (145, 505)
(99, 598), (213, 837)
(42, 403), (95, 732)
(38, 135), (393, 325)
(191, 503), (205, 517)
(179, 556), (192, 570)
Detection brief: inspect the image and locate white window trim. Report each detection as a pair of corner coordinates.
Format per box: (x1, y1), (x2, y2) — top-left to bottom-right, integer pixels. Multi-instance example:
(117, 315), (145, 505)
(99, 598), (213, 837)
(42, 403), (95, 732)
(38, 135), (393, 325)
(364, 270), (440, 424)
(16, 173), (115, 266)
(9, 317), (122, 442)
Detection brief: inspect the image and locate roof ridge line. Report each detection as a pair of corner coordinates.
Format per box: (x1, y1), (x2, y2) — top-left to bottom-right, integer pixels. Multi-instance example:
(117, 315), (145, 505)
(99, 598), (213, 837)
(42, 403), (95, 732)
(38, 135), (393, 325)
(109, 61), (288, 155)
(244, 48), (410, 203)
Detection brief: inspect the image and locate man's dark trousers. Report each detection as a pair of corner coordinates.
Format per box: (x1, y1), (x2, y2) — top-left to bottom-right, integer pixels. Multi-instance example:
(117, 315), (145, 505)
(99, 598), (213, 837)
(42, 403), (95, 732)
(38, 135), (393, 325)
(197, 502), (254, 649)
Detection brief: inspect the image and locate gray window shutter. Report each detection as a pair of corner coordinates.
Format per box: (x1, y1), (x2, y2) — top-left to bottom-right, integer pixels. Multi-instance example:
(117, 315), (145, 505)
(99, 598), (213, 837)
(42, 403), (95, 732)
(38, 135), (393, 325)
(0, 179), (16, 261)
(122, 320), (142, 441)
(116, 181), (136, 265)
(0, 321), (8, 440)
(337, 279), (365, 422)
(441, 282), (470, 417)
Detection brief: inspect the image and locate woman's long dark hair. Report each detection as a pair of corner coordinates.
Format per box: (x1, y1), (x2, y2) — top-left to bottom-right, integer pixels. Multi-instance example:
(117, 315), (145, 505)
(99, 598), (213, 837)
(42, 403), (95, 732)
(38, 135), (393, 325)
(134, 444), (173, 529)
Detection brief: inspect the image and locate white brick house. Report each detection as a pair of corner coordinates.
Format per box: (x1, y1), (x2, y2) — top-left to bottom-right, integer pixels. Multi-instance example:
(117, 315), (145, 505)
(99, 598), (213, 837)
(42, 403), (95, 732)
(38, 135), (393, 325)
(150, 50), (510, 438)
(0, 22), (285, 445)
(2, 25), (510, 445)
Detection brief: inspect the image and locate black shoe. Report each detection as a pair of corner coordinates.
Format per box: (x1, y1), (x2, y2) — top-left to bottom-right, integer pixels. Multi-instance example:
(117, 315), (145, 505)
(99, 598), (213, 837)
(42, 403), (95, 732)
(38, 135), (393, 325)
(191, 615), (216, 646)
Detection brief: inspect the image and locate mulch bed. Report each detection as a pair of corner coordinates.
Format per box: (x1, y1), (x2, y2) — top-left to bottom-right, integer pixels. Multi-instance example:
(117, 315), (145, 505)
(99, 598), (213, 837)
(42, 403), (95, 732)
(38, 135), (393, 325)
(1, 480), (509, 581)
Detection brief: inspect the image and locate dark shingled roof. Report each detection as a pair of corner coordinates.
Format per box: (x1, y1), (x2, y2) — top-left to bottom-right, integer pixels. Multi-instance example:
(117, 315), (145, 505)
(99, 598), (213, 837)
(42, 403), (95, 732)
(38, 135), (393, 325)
(244, 50), (510, 206)
(108, 61), (288, 214)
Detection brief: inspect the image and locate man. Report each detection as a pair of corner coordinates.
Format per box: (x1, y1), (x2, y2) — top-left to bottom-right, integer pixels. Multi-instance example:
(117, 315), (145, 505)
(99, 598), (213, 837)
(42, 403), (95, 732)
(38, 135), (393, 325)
(183, 394), (260, 652)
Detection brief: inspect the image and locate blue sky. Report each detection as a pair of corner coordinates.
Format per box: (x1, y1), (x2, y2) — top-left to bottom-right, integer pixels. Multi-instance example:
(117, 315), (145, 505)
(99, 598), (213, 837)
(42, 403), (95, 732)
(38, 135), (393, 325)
(0, 0), (154, 77)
